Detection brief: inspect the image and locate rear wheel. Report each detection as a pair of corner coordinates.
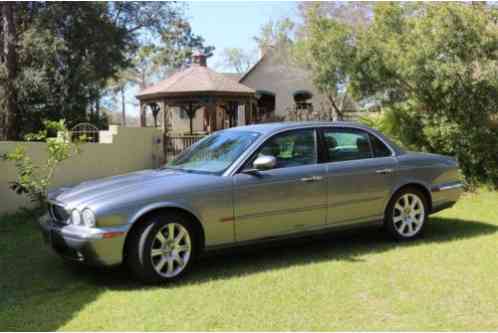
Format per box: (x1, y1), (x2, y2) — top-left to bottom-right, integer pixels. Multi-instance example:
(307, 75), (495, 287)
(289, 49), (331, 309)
(126, 212), (197, 283)
(385, 188), (428, 240)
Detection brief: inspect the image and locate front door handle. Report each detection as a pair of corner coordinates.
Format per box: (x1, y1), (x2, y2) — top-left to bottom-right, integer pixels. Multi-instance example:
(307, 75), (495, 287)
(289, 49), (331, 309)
(301, 176), (323, 182)
(376, 168), (394, 174)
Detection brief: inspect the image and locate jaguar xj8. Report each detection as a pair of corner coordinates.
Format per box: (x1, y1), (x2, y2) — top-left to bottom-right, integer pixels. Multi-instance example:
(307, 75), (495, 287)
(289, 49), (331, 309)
(39, 122), (463, 282)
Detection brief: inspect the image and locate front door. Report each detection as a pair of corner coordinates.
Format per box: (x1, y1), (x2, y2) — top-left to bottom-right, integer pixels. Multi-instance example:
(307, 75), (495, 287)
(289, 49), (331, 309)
(321, 127), (397, 225)
(233, 129), (327, 242)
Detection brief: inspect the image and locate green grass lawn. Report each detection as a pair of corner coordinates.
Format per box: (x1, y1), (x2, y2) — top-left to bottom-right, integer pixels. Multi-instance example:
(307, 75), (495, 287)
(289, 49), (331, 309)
(1, 190), (498, 331)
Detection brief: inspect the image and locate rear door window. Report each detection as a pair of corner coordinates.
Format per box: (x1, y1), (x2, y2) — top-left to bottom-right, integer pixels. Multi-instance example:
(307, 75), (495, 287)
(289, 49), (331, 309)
(369, 134), (392, 157)
(322, 128), (374, 162)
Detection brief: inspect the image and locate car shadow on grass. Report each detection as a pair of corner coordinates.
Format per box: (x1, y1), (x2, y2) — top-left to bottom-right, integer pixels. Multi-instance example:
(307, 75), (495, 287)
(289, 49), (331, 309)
(84, 216), (498, 290)
(0, 216), (496, 331)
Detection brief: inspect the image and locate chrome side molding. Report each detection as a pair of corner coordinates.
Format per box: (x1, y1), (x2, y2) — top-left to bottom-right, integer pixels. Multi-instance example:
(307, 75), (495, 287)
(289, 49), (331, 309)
(432, 182), (464, 192)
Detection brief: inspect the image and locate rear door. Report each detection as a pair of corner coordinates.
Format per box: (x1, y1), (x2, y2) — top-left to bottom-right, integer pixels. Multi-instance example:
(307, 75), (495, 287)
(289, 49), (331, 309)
(321, 127), (397, 225)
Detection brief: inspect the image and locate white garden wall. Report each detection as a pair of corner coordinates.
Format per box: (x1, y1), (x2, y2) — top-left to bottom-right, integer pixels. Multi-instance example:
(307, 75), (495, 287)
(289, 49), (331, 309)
(0, 126), (163, 215)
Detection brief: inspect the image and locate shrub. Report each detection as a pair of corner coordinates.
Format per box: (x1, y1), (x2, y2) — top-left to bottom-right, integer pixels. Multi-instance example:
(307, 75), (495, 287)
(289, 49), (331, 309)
(360, 105), (498, 189)
(1, 120), (83, 206)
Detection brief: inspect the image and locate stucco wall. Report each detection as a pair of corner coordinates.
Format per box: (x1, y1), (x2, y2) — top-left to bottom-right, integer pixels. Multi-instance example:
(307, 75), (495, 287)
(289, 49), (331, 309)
(240, 51), (330, 118)
(0, 126), (163, 215)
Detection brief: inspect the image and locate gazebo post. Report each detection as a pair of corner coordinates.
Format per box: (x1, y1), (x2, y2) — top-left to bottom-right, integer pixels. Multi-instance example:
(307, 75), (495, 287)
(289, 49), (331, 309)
(244, 101), (250, 125)
(205, 98), (217, 133)
(139, 101), (146, 127)
(188, 104), (193, 135)
(183, 103), (195, 135)
(162, 100), (168, 134)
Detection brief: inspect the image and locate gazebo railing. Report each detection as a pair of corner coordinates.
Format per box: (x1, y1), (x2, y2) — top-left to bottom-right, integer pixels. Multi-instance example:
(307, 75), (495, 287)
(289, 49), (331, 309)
(164, 133), (206, 162)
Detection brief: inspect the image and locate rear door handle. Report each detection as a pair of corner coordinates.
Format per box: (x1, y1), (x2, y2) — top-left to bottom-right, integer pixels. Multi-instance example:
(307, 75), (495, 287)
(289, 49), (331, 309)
(376, 168), (394, 174)
(301, 176), (323, 182)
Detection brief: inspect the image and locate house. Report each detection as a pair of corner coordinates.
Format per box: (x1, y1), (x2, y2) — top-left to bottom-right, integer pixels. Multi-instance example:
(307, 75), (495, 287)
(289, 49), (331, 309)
(238, 47), (331, 122)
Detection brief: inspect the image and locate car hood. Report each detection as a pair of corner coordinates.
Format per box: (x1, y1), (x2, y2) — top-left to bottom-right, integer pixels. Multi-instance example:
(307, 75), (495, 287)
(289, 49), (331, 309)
(49, 169), (206, 208)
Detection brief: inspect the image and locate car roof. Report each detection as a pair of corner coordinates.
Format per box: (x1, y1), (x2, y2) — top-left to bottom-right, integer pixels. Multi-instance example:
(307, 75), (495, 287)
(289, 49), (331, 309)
(223, 121), (374, 135)
(222, 121), (405, 156)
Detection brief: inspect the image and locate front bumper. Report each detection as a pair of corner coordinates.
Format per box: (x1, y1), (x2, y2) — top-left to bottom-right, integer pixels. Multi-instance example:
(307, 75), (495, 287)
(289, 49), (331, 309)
(38, 214), (129, 267)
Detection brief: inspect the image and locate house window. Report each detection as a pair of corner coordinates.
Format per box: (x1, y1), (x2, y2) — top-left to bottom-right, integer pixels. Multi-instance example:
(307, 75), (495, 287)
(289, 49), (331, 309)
(293, 90), (313, 110)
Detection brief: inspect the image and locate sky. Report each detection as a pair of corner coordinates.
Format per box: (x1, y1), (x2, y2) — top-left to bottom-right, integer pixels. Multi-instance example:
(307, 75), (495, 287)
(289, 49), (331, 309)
(121, 1), (299, 117)
(186, 1), (298, 71)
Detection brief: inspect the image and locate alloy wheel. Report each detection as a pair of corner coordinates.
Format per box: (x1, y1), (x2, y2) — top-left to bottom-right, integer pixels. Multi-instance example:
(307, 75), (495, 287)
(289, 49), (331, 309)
(150, 223), (192, 278)
(392, 193), (425, 237)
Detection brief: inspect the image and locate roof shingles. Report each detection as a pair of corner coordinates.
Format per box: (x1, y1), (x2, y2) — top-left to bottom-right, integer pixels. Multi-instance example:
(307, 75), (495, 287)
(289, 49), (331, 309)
(137, 65), (254, 100)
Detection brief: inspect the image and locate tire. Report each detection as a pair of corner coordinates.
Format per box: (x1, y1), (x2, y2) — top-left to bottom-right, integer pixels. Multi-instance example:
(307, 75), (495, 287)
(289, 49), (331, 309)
(126, 211), (198, 283)
(384, 187), (428, 241)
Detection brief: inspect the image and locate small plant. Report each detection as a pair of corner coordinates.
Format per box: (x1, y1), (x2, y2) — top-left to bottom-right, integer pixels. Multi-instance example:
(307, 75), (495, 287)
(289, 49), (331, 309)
(1, 120), (83, 206)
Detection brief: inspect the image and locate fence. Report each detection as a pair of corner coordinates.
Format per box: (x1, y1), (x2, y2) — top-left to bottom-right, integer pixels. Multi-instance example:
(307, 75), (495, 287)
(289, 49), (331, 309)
(164, 133), (205, 162)
(70, 122), (100, 143)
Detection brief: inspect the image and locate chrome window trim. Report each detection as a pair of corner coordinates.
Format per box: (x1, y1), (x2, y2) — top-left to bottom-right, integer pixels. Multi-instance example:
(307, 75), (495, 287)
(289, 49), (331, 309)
(225, 123), (399, 176)
(320, 125), (396, 158)
(232, 127), (320, 174)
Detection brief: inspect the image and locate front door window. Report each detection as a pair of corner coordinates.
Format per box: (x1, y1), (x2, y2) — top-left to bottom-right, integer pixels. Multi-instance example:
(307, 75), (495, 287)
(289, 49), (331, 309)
(247, 129), (317, 169)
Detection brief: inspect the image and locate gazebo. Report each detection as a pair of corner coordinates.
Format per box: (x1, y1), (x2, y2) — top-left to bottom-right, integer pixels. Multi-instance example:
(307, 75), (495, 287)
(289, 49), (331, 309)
(136, 53), (257, 135)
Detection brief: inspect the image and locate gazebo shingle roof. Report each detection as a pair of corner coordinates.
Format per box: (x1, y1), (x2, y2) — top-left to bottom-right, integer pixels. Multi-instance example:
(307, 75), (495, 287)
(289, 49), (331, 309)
(137, 64), (255, 100)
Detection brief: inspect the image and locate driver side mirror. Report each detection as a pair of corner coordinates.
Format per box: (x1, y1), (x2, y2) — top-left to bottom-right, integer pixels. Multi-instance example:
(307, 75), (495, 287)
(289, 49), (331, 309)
(253, 155), (277, 170)
(243, 155), (277, 174)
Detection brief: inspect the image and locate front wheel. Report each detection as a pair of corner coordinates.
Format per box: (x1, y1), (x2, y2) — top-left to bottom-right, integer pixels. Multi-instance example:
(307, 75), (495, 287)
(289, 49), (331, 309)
(126, 212), (197, 283)
(385, 188), (428, 240)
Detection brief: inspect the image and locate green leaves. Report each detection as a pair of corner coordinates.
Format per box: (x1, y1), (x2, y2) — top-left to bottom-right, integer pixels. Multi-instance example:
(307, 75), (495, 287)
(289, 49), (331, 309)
(2, 120), (82, 206)
(298, 3), (498, 187)
(1, 3), (192, 138)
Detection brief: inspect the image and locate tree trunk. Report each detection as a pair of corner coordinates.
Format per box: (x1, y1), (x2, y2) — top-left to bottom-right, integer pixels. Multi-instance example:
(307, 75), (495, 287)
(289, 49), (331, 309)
(120, 87), (126, 126)
(95, 93), (100, 120)
(1, 3), (18, 140)
(327, 94), (343, 121)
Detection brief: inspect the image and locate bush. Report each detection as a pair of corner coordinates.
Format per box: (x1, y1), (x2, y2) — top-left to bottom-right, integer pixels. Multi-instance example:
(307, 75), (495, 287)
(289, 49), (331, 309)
(1, 120), (83, 206)
(360, 105), (498, 189)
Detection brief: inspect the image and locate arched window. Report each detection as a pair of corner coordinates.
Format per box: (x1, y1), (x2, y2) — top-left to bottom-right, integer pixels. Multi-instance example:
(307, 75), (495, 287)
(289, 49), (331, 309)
(293, 90), (313, 110)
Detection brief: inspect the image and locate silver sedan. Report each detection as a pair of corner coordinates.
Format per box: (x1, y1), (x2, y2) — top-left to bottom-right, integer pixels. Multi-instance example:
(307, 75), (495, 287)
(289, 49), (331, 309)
(39, 122), (463, 283)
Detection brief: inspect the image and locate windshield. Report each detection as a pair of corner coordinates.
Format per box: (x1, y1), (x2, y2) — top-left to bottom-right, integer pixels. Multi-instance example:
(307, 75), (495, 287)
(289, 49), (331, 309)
(166, 130), (261, 174)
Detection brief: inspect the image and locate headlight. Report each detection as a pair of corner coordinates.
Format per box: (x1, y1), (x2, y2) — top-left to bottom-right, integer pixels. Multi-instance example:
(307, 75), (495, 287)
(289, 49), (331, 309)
(71, 209), (81, 225)
(81, 208), (96, 227)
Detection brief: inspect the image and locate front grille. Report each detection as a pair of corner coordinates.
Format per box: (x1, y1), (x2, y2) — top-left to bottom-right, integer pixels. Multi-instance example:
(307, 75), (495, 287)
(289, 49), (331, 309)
(48, 204), (70, 224)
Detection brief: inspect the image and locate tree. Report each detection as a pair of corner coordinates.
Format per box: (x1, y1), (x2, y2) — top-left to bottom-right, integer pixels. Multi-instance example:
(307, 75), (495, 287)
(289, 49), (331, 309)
(294, 12), (355, 120)
(0, 2), (188, 139)
(298, 3), (498, 185)
(120, 22), (214, 92)
(219, 48), (256, 74)
(294, 2), (374, 120)
(0, 3), (17, 140)
(358, 3), (498, 186)
(254, 18), (295, 51)
(106, 17), (214, 127)
(297, 2), (373, 33)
